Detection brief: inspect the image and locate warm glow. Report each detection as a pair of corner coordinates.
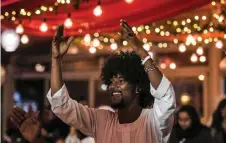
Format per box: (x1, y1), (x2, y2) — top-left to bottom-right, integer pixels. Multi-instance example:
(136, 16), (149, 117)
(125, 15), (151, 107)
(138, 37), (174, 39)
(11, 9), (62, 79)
(212, 1), (216, 6)
(16, 24), (24, 34)
(162, 43), (167, 48)
(194, 15), (199, 20)
(101, 84), (108, 91)
(93, 5), (102, 17)
(93, 38), (100, 47)
(198, 75), (205, 81)
(186, 35), (196, 45)
(181, 21), (186, 25)
(158, 43), (163, 48)
(123, 41), (128, 46)
(173, 21), (178, 26)
(199, 56), (206, 63)
(143, 43), (150, 51)
(142, 38), (147, 43)
(202, 16), (207, 20)
(218, 15), (224, 22)
(160, 31), (165, 36)
(198, 36), (202, 42)
(160, 63), (167, 69)
(224, 34), (226, 39)
(35, 64), (45, 72)
(110, 43), (118, 50)
(68, 47), (79, 54)
(209, 27), (214, 32)
(179, 44), (186, 52)
(173, 39), (178, 44)
(191, 53), (198, 63)
(84, 34), (91, 43)
(35, 10), (41, 14)
(186, 19), (191, 23)
(155, 28), (160, 33)
(146, 30), (151, 34)
(1, 30), (20, 52)
(125, 0), (134, 3)
(64, 18), (73, 28)
(165, 31), (170, 36)
(89, 47), (96, 54)
(21, 34), (29, 44)
(169, 62), (176, 69)
(49, 7), (53, 11)
(94, 33), (99, 37)
(39, 22), (48, 32)
(181, 94), (191, 105)
(216, 40), (223, 49)
(196, 47), (203, 55)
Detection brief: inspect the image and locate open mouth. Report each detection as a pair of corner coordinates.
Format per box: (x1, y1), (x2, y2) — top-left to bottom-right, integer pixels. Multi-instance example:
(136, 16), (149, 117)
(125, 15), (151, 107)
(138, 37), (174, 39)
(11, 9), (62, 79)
(112, 91), (122, 96)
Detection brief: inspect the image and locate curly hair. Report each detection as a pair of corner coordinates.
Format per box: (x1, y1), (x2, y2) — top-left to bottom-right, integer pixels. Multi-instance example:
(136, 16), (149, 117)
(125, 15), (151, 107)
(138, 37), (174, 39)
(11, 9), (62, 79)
(101, 51), (154, 108)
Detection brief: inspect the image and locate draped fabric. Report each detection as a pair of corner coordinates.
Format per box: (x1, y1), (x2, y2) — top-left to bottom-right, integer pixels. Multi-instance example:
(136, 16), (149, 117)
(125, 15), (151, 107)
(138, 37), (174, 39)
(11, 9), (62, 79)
(1, 0), (211, 37)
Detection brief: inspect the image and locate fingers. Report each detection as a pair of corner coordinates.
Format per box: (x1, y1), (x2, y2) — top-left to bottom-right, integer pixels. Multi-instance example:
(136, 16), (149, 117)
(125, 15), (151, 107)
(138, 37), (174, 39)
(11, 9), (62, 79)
(120, 19), (134, 35)
(11, 107), (25, 122)
(67, 36), (75, 47)
(55, 24), (64, 37)
(10, 117), (20, 128)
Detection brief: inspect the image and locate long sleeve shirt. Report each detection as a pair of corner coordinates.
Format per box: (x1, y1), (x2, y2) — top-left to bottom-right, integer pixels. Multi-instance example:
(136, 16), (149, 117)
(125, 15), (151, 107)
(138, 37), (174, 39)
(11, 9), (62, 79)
(47, 75), (176, 143)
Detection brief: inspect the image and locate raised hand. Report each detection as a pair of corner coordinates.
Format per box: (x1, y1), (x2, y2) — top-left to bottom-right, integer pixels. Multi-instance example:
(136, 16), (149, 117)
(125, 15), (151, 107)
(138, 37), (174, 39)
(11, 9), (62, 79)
(10, 107), (41, 142)
(120, 19), (141, 49)
(52, 24), (74, 59)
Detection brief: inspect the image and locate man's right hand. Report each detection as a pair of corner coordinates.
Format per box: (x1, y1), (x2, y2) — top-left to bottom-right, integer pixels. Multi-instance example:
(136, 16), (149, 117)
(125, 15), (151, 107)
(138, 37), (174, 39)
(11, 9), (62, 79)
(10, 107), (41, 143)
(52, 24), (74, 59)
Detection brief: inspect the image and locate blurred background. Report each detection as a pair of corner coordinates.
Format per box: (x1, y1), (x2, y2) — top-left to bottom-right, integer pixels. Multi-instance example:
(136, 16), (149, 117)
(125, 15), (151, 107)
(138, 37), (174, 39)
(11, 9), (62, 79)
(1, 0), (226, 142)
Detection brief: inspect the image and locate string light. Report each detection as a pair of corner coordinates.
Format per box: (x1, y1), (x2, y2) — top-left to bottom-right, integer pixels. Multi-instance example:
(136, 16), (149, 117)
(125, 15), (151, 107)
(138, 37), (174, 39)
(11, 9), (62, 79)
(143, 43), (150, 51)
(216, 40), (223, 49)
(35, 64), (45, 72)
(39, 19), (48, 32)
(160, 63), (167, 69)
(125, 0), (134, 4)
(64, 13), (73, 28)
(142, 38), (147, 43)
(202, 16), (207, 20)
(155, 28), (160, 33)
(162, 43), (167, 48)
(110, 43), (118, 50)
(181, 93), (191, 105)
(212, 1), (216, 6)
(199, 56), (206, 63)
(35, 9), (41, 14)
(191, 53), (198, 63)
(16, 24), (24, 34)
(179, 43), (186, 52)
(194, 15), (199, 20)
(196, 47), (203, 55)
(174, 39), (178, 44)
(198, 75), (205, 81)
(93, 38), (100, 47)
(93, 4), (102, 17)
(21, 34), (29, 44)
(123, 41), (128, 46)
(89, 47), (96, 54)
(169, 62), (176, 69)
(224, 34), (226, 39)
(197, 36), (202, 42)
(84, 34), (91, 43)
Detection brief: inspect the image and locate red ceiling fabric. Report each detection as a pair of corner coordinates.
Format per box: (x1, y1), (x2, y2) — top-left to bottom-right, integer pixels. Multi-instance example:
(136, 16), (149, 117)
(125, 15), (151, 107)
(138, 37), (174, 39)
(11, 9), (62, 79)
(1, 0), (211, 37)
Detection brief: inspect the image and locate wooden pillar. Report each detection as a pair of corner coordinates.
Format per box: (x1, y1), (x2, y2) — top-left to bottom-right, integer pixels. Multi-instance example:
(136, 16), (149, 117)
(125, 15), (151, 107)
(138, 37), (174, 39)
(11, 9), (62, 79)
(88, 78), (95, 107)
(2, 64), (15, 133)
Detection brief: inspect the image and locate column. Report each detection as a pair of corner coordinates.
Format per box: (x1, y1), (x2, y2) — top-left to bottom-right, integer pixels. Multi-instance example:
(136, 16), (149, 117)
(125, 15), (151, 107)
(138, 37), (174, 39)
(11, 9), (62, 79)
(2, 64), (15, 133)
(88, 78), (95, 107)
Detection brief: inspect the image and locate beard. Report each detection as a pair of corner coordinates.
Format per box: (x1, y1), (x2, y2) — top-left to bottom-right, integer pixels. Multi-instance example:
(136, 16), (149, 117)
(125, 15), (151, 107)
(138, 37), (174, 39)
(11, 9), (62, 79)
(111, 98), (126, 109)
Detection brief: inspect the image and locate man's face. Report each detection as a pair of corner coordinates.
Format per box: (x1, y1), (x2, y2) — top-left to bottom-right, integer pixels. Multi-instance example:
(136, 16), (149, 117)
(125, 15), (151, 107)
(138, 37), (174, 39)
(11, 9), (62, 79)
(108, 74), (136, 109)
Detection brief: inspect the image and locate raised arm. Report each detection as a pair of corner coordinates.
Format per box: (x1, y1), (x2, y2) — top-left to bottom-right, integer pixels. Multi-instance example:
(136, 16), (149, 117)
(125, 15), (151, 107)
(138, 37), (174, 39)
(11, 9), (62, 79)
(120, 20), (176, 141)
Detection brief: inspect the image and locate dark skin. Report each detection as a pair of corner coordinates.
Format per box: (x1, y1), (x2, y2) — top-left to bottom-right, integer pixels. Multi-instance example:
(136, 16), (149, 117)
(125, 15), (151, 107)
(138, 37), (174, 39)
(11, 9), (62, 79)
(9, 20), (163, 142)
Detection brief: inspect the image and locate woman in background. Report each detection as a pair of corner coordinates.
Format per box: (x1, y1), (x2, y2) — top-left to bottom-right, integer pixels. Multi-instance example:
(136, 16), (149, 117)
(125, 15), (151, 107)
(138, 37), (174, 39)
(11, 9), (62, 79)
(211, 98), (226, 143)
(170, 105), (212, 143)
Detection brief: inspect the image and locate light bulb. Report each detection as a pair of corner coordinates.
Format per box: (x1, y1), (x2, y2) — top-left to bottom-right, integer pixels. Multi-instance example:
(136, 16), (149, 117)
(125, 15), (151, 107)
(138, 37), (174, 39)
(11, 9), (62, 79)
(35, 64), (45, 72)
(84, 34), (91, 43)
(110, 43), (118, 50)
(198, 75), (205, 81)
(199, 56), (206, 63)
(21, 34), (29, 44)
(64, 17), (73, 28)
(143, 43), (150, 51)
(196, 47), (203, 55)
(181, 94), (191, 105)
(16, 24), (24, 34)
(1, 30), (20, 52)
(179, 44), (186, 52)
(186, 35), (195, 45)
(40, 22), (48, 32)
(101, 84), (107, 91)
(93, 5), (102, 17)
(169, 63), (176, 69)
(93, 38), (100, 47)
(191, 53), (198, 63)
(89, 47), (96, 54)
(125, 0), (133, 4)
(216, 40), (223, 49)
(160, 63), (167, 69)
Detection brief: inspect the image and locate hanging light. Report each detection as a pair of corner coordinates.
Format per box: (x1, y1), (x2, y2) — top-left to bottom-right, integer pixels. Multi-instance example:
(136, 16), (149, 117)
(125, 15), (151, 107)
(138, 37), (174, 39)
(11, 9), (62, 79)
(21, 34), (29, 44)
(196, 47), (203, 55)
(84, 34), (91, 43)
(16, 21), (24, 34)
(93, 38), (100, 47)
(110, 43), (118, 50)
(181, 93), (191, 105)
(1, 29), (20, 52)
(178, 43), (186, 52)
(186, 35), (195, 45)
(89, 47), (96, 54)
(198, 75), (205, 81)
(216, 40), (223, 49)
(199, 56), (206, 63)
(64, 13), (73, 28)
(125, 0), (133, 4)
(143, 43), (150, 51)
(93, 1), (102, 17)
(35, 63), (45, 72)
(40, 18), (48, 32)
(190, 53), (198, 63)
(160, 63), (167, 69)
(169, 62), (176, 69)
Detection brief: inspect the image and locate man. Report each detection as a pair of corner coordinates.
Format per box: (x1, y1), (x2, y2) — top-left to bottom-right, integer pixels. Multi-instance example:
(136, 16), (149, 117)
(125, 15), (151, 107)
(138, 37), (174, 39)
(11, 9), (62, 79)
(10, 20), (176, 143)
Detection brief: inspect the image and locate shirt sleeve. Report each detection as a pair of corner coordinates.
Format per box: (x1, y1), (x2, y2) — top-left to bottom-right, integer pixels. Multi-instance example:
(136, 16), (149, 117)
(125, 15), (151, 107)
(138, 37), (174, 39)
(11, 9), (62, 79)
(46, 84), (101, 137)
(150, 75), (176, 142)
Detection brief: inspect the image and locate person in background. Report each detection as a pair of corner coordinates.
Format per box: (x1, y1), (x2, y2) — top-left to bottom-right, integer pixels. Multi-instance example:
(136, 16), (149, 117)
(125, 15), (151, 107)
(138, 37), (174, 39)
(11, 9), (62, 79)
(169, 105), (213, 143)
(211, 98), (226, 143)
